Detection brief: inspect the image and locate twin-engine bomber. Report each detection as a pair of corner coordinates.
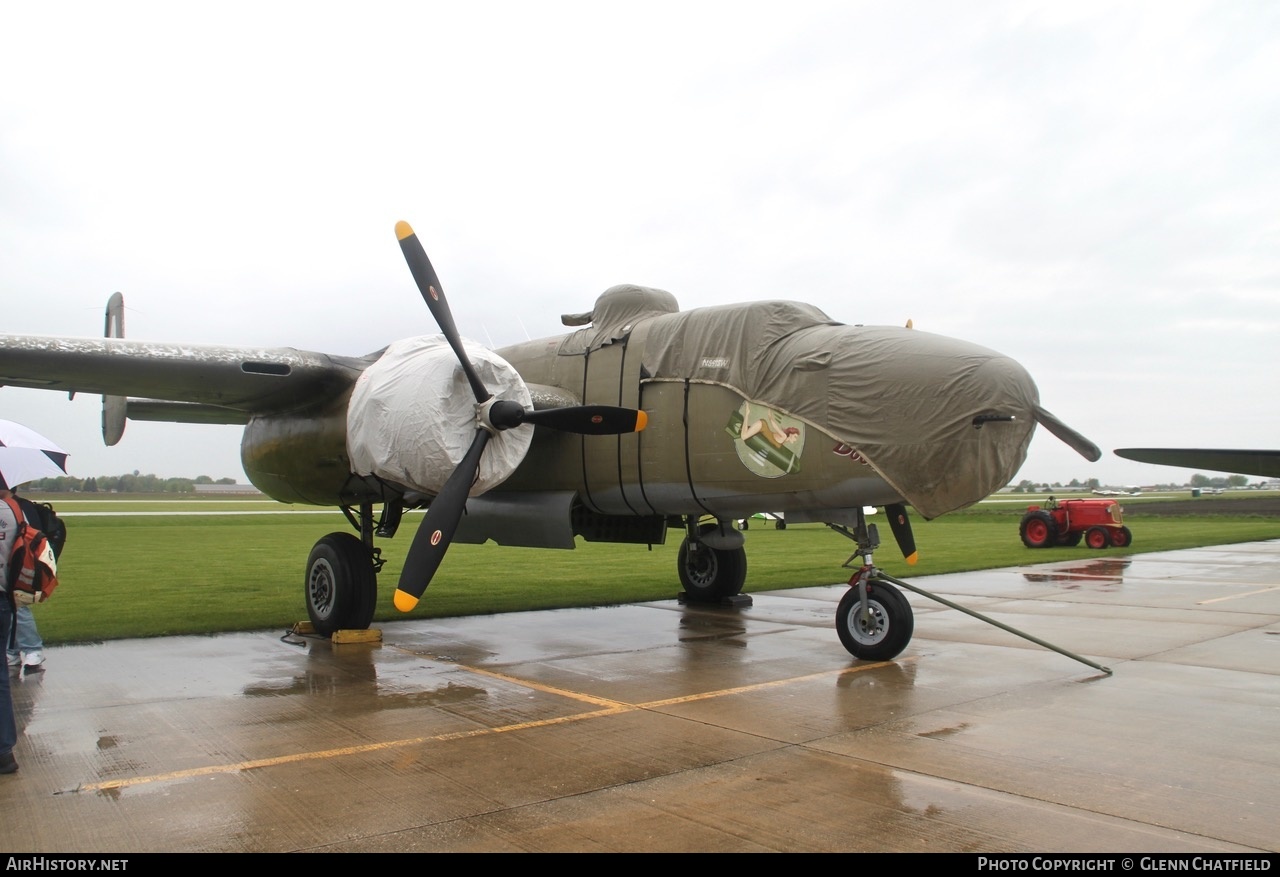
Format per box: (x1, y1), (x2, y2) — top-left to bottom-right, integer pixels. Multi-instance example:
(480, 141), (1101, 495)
(0, 221), (1101, 660)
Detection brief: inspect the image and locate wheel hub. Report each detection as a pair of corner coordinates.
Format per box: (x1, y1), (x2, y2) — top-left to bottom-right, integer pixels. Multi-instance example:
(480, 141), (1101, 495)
(685, 546), (719, 587)
(847, 599), (887, 644)
(308, 558), (336, 619)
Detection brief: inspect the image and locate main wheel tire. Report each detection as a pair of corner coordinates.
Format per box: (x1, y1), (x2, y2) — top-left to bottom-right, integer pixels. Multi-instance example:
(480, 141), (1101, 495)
(678, 525), (747, 603)
(306, 532), (378, 635)
(1110, 526), (1132, 548)
(775, 518), (787, 530)
(1085, 526), (1112, 549)
(1020, 511), (1058, 548)
(836, 581), (914, 661)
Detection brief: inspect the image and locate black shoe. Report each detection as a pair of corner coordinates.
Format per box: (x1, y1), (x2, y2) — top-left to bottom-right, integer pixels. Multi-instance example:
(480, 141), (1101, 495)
(0, 752), (18, 774)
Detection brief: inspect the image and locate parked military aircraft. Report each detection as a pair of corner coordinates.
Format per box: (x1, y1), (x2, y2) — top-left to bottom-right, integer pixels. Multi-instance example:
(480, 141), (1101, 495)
(0, 222), (1100, 660)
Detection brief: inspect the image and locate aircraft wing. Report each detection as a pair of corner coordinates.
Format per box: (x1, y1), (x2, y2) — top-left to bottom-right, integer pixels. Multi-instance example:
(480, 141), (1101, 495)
(1114, 448), (1280, 478)
(0, 334), (372, 421)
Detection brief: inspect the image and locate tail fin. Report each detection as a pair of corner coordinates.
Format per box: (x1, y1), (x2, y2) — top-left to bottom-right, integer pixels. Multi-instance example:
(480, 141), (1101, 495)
(102, 292), (126, 446)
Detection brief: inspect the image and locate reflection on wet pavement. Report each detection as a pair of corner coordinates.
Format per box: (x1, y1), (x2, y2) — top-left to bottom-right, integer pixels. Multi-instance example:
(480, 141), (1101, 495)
(1, 541), (1277, 852)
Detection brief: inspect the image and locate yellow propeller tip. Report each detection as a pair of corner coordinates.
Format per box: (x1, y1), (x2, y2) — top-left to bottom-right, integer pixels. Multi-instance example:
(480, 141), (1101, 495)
(395, 220), (415, 241)
(635, 410), (648, 432)
(393, 589), (420, 612)
(905, 552), (919, 566)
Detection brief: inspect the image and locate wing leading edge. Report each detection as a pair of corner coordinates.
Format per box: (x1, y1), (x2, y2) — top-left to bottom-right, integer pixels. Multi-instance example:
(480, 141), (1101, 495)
(0, 334), (371, 422)
(1114, 448), (1280, 479)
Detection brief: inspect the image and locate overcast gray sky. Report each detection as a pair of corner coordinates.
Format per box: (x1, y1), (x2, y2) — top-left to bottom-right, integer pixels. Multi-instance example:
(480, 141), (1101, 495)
(2, 0), (1277, 489)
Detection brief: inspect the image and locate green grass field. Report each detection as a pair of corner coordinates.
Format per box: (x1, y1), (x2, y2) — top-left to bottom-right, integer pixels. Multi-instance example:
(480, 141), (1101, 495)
(26, 492), (1280, 644)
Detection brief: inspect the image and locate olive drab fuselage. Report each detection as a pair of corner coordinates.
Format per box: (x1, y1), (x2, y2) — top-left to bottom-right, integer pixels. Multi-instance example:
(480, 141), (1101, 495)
(241, 291), (1038, 530)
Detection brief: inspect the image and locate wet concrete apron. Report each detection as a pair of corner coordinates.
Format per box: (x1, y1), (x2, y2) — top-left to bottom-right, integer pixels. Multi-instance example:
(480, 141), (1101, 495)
(2, 542), (1277, 852)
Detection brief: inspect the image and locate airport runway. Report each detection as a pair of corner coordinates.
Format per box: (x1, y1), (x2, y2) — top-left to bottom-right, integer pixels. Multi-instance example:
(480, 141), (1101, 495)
(2, 541), (1278, 853)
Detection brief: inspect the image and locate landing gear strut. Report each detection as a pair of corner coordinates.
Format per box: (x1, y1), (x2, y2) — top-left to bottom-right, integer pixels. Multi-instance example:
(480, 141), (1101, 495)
(829, 510), (914, 660)
(304, 499), (398, 635)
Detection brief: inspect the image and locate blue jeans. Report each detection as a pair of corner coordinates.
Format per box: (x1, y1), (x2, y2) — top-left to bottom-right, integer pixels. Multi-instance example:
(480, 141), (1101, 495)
(6, 605), (42, 658)
(0, 600), (18, 756)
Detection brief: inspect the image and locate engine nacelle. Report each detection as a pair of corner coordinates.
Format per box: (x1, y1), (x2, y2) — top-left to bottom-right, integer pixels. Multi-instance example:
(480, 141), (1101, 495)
(347, 336), (533, 496)
(241, 394), (361, 506)
(243, 336), (536, 507)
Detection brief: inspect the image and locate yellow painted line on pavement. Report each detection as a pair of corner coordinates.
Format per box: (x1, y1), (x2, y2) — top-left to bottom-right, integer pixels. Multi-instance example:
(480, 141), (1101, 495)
(72, 657), (900, 793)
(1196, 584), (1280, 605)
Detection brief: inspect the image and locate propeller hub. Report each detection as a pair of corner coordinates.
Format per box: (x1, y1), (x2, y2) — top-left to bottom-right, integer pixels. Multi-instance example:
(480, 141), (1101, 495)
(484, 399), (527, 432)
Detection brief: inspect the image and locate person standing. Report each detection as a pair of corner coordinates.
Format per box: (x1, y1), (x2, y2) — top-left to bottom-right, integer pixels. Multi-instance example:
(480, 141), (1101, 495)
(0, 487), (22, 773)
(7, 606), (42, 673)
(6, 491), (46, 673)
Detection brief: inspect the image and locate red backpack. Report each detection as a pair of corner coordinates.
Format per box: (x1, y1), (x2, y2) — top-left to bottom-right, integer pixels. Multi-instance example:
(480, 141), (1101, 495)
(4, 497), (58, 604)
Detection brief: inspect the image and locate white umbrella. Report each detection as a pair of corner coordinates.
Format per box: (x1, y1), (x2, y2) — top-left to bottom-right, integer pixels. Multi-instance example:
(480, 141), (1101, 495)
(0, 419), (70, 489)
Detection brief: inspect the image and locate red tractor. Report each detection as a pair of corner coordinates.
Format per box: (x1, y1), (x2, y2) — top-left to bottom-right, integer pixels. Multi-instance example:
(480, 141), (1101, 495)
(1019, 497), (1132, 549)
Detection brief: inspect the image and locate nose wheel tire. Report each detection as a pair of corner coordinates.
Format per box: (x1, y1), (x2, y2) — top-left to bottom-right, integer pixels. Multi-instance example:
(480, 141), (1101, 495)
(678, 525), (747, 602)
(836, 581), (914, 661)
(306, 532), (378, 635)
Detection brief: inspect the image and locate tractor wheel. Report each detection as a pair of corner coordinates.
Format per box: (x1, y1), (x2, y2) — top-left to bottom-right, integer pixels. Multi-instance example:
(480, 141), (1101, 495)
(1019, 511), (1058, 548)
(1110, 526), (1133, 548)
(1056, 531), (1083, 547)
(1085, 526), (1112, 549)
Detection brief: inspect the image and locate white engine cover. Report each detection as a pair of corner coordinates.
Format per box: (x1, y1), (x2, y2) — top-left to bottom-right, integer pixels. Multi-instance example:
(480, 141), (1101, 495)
(347, 335), (534, 496)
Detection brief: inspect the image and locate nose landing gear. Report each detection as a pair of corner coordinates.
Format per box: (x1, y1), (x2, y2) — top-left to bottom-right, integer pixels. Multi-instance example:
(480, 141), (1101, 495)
(828, 510), (914, 660)
(827, 507), (1112, 674)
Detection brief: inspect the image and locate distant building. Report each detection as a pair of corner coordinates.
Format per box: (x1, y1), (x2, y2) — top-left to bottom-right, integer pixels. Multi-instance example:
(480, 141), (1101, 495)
(193, 483), (264, 496)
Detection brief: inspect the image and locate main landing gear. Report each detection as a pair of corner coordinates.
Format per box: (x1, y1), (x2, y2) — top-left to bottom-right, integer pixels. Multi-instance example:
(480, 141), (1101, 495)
(829, 510), (914, 661)
(677, 517), (749, 604)
(304, 499), (401, 635)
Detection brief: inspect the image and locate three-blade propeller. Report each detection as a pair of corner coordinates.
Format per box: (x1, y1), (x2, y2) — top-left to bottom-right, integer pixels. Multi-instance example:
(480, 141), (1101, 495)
(392, 222), (647, 612)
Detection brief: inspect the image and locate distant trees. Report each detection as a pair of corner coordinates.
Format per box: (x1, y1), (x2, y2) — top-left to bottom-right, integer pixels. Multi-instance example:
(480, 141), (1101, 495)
(22, 473), (239, 493)
(1005, 473), (1260, 493)
(1191, 473), (1238, 489)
